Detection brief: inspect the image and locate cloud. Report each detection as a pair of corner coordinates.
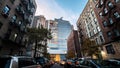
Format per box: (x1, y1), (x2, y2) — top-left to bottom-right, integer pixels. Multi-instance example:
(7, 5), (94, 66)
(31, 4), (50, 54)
(35, 0), (79, 29)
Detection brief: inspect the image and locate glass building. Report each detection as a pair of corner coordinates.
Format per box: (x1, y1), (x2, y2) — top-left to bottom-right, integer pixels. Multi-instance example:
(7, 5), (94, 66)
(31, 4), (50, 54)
(55, 18), (72, 60)
(47, 18), (72, 60)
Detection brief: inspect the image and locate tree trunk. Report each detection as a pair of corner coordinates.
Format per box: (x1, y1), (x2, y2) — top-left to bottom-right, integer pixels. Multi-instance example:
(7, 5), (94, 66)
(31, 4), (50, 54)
(34, 40), (37, 58)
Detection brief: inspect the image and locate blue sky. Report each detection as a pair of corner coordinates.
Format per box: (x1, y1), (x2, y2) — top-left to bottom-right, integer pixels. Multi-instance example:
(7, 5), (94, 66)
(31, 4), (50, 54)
(35, 0), (88, 29)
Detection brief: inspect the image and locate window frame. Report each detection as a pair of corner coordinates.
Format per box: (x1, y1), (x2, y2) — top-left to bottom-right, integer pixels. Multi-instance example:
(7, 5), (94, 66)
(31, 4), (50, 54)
(105, 44), (115, 54)
(103, 20), (107, 27)
(104, 8), (108, 14)
(115, 0), (120, 3)
(11, 15), (17, 23)
(114, 12), (120, 19)
(109, 18), (114, 25)
(108, 2), (114, 8)
(2, 5), (10, 15)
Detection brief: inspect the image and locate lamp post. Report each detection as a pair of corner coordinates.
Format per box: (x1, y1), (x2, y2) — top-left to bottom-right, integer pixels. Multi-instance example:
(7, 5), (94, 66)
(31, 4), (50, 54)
(64, 51), (67, 60)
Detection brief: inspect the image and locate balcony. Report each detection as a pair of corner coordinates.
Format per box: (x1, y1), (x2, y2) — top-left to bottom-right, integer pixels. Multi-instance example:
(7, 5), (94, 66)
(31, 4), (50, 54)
(16, 5), (25, 16)
(23, 14), (31, 24)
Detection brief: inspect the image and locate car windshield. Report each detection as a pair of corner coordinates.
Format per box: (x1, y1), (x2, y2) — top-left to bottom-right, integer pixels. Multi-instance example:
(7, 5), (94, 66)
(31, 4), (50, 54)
(0, 57), (11, 68)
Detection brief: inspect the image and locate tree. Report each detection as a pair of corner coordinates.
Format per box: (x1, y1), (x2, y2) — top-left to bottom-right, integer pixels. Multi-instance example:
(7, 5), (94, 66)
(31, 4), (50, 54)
(81, 38), (100, 58)
(27, 27), (52, 58)
(66, 50), (75, 59)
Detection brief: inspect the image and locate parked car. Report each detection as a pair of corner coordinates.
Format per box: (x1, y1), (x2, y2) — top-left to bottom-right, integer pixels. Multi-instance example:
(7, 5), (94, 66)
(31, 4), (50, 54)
(35, 57), (49, 67)
(108, 59), (120, 65)
(79, 59), (100, 68)
(79, 59), (120, 68)
(0, 55), (41, 68)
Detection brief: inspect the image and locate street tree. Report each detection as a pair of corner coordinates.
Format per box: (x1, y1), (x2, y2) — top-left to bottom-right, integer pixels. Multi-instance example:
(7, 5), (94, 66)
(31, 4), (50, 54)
(66, 50), (75, 59)
(81, 38), (100, 59)
(27, 27), (52, 58)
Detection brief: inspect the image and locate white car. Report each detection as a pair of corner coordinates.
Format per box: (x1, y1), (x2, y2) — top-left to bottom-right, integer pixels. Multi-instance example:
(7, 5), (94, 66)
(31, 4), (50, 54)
(0, 55), (41, 68)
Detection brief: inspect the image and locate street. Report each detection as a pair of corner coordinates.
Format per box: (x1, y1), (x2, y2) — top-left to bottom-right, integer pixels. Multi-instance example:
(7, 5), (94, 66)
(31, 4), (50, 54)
(50, 63), (64, 68)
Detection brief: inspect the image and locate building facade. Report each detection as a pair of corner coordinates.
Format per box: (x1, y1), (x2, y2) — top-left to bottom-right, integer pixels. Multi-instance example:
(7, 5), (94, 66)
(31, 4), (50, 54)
(47, 18), (72, 61)
(30, 15), (47, 57)
(67, 29), (81, 58)
(32, 15), (46, 28)
(77, 0), (120, 59)
(77, 0), (103, 57)
(55, 18), (72, 60)
(47, 20), (58, 53)
(92, 0), (120, 59)
(0, 0), (36, 56)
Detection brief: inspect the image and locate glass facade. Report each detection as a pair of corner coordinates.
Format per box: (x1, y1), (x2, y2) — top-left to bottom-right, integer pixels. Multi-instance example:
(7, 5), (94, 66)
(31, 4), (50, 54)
(48, 18), (72, 60)
(56, 18), (72, 52)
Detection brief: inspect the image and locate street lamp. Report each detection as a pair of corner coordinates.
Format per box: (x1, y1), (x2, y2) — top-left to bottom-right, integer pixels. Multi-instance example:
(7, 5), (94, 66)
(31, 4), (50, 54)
(64, 51), (67, 60)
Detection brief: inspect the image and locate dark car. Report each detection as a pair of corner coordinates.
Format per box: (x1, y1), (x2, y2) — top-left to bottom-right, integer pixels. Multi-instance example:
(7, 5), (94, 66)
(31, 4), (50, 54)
(35, 57), (49, 67)
(0, 55), (40, 68)
(79, 59), (120, 68)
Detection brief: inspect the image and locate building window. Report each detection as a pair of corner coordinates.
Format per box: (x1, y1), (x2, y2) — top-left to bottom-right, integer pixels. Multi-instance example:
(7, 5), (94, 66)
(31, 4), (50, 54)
(91, 11), (94, 16)
(14, 33), (18, 41)
(94, 29), (97, 34)
(109, 18), (114, 25)
(108, 2), (114, 8)
(0, 22), (3, 29)
(18, 20), (22, 25)
(114, 29), (120, 36)
(104, 8), (108, 14)
(93, 0), (97, 3)
(105, 44), (115, 54)
(94, 18), (97, 24)
(100, 36), (104, 43)
(11, 15), (17, 23)
(100, 0), (103, 5)
(103, 21), (107, 27)
(99, 12), (103, 16)
(107, 31), (112, 39)
(2, 5), (10, 17)
(99, 12), (103, 18)
(114, 12), (120, 19)
(97, 27), (101, 32)
(115, 0), (120, 3)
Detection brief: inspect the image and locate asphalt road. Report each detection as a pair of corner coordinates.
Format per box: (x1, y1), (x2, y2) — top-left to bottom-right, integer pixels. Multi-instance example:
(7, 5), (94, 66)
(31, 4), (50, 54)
(50, 63), (64, 68)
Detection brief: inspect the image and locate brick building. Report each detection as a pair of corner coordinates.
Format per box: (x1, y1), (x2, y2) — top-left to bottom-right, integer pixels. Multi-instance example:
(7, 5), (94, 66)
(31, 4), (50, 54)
(92, 0), (120, 59)
(67, 29), (81, 58)
(77, 0), (103, 57)
(77, 0), (120, 59)
(0, 0), (36, 56)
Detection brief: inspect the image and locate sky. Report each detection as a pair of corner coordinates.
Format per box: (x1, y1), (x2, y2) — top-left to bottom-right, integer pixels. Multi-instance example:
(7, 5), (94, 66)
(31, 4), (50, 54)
(35, 0), (88, 30)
